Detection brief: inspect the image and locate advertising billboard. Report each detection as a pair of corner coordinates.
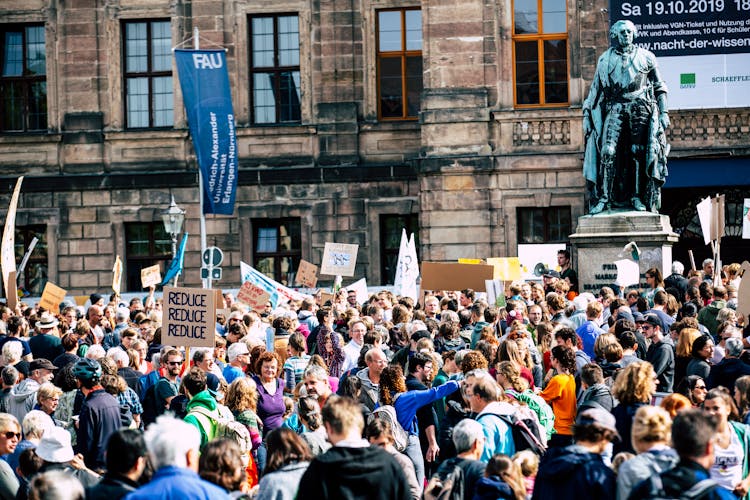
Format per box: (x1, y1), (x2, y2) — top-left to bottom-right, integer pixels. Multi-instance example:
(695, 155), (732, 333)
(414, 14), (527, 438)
(610, 0), (750, 109)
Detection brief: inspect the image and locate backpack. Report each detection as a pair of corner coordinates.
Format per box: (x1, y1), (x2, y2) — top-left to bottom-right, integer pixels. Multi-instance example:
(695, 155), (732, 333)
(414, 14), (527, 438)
(477, 412), (547, 456)
(189, 406), (252, 454)
(425, 458), (465, 500)
(139, 377), (164, 427)
(368, 404), (409, 452)
(640, 474), (719, 500)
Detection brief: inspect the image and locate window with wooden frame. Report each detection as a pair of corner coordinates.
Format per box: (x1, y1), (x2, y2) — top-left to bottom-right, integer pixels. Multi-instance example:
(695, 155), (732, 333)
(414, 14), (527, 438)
(512, 0), (568, 107)
(125, 222), (171, 291)
(123, 20), (173, 129)
(380, 214), (419, 285)
(0, 24), (46, 132)
(517, 206), (571, 243)
(252, 218), (301, 286)
(376, 8), (422, 120)
(14, 225), (47, 297)
(249, 14), (301, 124)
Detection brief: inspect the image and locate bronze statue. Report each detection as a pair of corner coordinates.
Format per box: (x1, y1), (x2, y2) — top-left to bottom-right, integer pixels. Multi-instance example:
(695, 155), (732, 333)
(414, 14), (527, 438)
(583, 20), (670, 215)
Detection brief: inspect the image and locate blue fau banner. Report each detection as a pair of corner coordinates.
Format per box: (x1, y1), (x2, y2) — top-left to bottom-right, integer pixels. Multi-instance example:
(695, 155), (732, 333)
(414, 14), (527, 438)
(174, 49), (237, 215)
(162, 233), (188, 285)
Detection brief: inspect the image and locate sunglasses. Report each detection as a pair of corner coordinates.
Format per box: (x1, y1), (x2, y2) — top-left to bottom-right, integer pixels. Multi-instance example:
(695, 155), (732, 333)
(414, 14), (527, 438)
(3, 432), (20, 439)
(167, 361), (183, 366)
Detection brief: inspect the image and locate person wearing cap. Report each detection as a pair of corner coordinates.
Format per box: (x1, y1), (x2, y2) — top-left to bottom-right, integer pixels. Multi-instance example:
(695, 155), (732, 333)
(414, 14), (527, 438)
(8, 358), (57, 423)
(223, 342), (250, 384)
(28, 312), (63, 363)
(28, 425), (100, 495)
(72, 359), (122, 472)
(532, 408), (618, 500)
(643, 313), (675, 392)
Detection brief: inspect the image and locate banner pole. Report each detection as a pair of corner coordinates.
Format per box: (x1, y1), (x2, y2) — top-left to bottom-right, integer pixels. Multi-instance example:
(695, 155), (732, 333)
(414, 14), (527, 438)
(193, 27), (209, 290)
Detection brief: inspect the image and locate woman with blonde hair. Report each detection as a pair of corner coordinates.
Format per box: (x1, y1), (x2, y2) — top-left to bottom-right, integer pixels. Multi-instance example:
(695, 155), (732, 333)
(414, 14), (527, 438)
(611, 361), (657, 455)
(615, 406), (678, 500)
(225, 377), (263, 452)
(496, 361), (555, 442)
(674, 327), (702, 388)
(498, 339), (534, 390)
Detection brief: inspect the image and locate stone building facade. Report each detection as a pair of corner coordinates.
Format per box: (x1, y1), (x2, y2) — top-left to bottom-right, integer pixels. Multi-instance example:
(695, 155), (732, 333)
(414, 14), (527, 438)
(0, 0), (747, 297)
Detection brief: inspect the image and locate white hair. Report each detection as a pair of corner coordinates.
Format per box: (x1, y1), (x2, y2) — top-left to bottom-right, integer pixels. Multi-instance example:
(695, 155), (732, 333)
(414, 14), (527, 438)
(2, 341), (22, 364)
(29, 469), (84, 500)
(108, 348), (129, 367)
(452, 419), (485, 454)
(22, 410), (54, 440)
(115, 307), (130, 322)
(671, 261), (685, 275)
(145, 415), (200, 469)
(405, 320), (427, 336)
(440, 310), (459, 324)
(85, 344), (106, 360)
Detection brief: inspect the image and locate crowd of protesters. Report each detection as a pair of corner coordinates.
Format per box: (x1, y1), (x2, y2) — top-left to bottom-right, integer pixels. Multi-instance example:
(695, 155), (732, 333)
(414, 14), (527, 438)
(0, 252), (746, 499)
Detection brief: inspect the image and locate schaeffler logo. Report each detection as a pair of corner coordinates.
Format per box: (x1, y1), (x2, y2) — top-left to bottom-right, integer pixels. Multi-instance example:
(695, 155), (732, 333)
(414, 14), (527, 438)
(680, 73), (696, 89)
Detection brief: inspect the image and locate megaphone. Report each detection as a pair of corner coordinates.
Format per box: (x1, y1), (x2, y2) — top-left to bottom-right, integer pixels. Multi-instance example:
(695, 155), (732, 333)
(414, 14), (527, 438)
(533, 263), (547, 277)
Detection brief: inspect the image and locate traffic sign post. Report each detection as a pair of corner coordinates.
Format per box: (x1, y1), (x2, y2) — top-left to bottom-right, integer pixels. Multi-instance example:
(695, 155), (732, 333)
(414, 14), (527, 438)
(201, 246), (223, 289)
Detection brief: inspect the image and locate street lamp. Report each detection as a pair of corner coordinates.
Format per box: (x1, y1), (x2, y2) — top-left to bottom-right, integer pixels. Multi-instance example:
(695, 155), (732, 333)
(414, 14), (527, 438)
(161, 195), (185, 259)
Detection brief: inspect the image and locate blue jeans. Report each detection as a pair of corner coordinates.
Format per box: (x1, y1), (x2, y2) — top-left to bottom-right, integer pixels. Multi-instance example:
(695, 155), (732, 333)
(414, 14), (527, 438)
(404, 433), (425, 488)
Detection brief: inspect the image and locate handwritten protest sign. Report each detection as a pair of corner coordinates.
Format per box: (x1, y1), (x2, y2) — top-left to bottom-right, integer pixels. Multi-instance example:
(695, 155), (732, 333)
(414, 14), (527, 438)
(141, 264), (162, 289)
(162, 286), (216, 347)
(320, 243), (358, 277)
(295, 259), (319, 288)
(39, 282), (67, 314)
(237, 281), (271, 313)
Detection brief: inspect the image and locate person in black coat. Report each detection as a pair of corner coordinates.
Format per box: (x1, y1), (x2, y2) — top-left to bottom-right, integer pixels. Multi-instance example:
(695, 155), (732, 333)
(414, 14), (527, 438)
(86, 429), (148, 500)
(707, 338), (750, 393)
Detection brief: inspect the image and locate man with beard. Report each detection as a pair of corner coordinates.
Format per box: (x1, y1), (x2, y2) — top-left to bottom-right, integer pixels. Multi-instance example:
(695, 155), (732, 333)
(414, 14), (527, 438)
(303, 364), (333, 408)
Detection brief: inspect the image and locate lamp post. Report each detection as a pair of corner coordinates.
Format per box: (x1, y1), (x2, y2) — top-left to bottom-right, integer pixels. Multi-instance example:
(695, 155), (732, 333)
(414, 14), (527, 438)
(161, 195), (185, 283)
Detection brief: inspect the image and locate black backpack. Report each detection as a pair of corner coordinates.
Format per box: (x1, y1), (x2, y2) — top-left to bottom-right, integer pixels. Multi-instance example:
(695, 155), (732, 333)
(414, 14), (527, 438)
(438, 400), (471, 461)
(477, 412), (547, 456)
(637, 474), (719, 500)
(140, 377), (165, 427)
(425, 458), (465, 500)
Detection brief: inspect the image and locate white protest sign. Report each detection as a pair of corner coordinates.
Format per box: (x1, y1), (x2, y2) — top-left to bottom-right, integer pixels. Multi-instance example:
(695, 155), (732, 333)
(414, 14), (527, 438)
(614, 259), (641, 288)
(162, 286), (216, 347)
(743, 199), (750, 240)
(320, 243), (358, 277)
(140, 264), (162, 288)
(345, 277), (369, 305)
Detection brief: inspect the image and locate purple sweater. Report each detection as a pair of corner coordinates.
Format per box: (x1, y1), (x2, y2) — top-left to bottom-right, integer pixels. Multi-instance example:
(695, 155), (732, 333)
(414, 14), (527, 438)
(253, 375), (286, 434)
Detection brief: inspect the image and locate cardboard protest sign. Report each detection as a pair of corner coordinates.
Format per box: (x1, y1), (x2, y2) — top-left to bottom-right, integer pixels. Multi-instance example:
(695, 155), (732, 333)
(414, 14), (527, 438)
(320, 243), (358, 277)
(237, 281), (271, 313)
(320, 291), (334, 305)
(295, 259), (319, 288)
(5, 272), (16, 311)
(39, 282), (67, 314)
(140, 264), (162, 289)
(162, 286), (216, 347)
(1, 177), (22, 302)
(112, 256), (123, 295)
(486, 257), (522, 281)
(737, 261), (750, 325)
(421, 262), (495, 291)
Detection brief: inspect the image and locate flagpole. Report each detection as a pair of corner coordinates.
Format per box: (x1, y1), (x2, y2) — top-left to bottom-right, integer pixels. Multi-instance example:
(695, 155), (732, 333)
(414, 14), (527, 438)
(194, 27), (209, 290)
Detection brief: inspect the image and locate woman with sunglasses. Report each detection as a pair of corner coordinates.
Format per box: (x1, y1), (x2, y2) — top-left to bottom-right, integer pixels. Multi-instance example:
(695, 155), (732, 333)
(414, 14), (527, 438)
(0, 413), (20, 498)
(676, 375), (708, 408)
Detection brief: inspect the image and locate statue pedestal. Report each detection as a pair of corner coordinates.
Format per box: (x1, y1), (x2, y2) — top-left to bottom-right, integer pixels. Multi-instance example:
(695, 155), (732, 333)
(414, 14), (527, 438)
(569, 211), (679, 294)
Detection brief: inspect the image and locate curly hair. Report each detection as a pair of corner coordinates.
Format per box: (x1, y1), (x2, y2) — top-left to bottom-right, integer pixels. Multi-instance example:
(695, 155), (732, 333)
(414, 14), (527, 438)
(460, 350), (488, 374)
(264, 428), (312, 474)
(379, 365), (407, 406)
(632, 405), (672, 448)
(551, 345), (576, 374)
(225, 377), (258, 413)
(198, 439), (246, 491)
(611, 361), (655, 405)
(254, 350), (281, 377)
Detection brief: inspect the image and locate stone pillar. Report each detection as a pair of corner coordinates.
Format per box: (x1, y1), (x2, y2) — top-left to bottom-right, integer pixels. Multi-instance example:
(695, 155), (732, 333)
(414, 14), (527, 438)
(570, 211), (679, 294)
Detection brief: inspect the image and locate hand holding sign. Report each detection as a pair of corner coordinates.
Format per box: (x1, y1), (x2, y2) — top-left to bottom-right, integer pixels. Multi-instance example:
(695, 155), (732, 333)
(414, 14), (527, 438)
(162, 287), (216, 348)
